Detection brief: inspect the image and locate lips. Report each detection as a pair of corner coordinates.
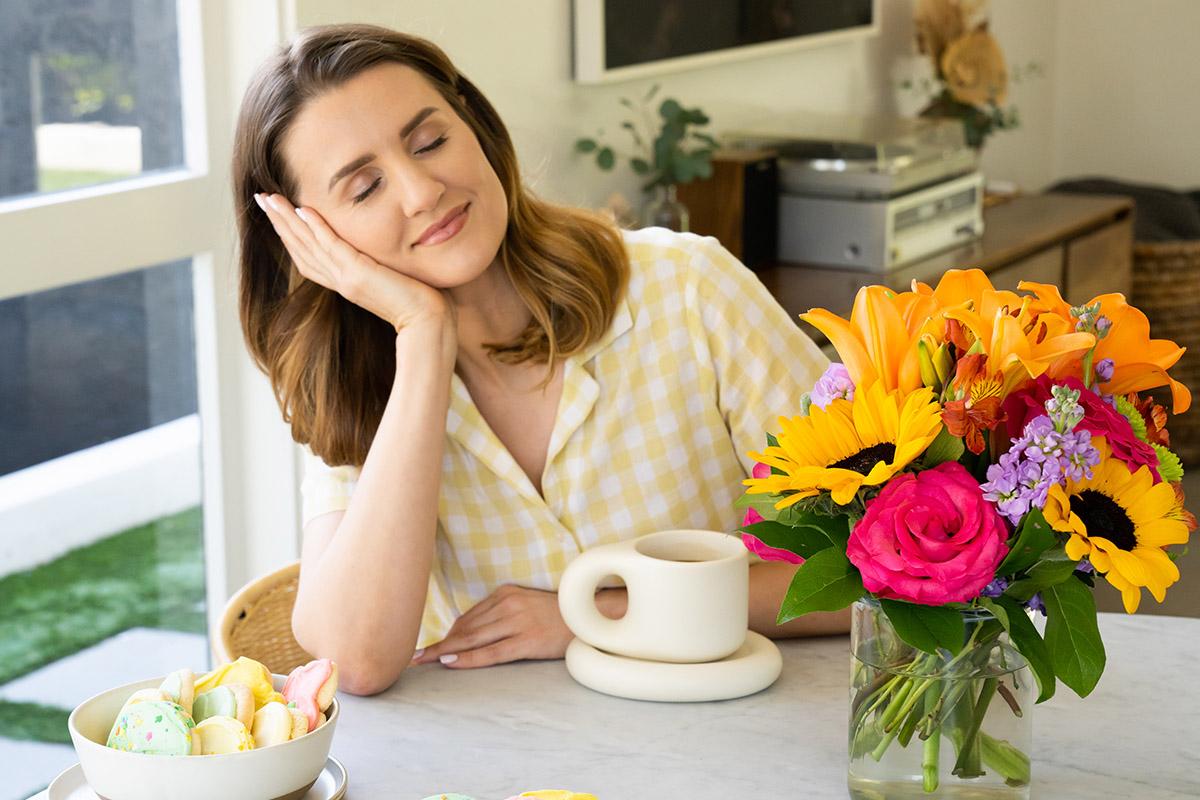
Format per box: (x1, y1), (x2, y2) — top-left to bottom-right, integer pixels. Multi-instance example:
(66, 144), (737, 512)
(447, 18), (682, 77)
(416, 202), (470, 246)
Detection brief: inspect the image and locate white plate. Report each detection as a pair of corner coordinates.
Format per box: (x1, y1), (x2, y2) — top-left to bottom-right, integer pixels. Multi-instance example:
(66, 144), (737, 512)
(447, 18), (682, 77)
(565, 629), (782, 702)
(47, 756), (347, 800)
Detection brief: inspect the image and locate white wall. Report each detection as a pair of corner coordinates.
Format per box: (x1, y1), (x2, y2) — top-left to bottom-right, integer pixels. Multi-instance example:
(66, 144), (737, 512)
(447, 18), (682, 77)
(287, 1), (1197, 209)
(1052, 0), (1200, 189)
(291, 0), (1059, 204)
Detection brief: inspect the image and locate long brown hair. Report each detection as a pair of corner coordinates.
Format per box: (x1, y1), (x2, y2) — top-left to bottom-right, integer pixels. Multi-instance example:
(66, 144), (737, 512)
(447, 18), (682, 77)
(233, 24), (629, 467)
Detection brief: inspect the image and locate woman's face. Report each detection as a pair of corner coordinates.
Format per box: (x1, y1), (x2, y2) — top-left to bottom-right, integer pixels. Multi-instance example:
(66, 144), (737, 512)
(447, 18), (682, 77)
(281, 62), (508, 288)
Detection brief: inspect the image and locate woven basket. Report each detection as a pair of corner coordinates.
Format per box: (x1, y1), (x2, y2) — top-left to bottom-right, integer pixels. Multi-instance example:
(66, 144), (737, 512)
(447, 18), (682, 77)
(1130, 240), (1200, 466)
(215, 560), (314, 675)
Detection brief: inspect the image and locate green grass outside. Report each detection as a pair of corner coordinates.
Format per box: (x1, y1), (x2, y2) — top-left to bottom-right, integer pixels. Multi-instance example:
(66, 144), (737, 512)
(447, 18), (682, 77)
(37, 168), (136, 193)
(0, 506), (205, 744)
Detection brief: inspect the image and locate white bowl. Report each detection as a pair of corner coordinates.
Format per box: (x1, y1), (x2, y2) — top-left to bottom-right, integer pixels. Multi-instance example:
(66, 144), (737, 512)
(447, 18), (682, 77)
(68, 674), (338, 800)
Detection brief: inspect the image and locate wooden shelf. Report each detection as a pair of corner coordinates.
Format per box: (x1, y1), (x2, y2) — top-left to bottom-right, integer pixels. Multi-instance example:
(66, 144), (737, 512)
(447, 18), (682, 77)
(756, 192), (1134, 338)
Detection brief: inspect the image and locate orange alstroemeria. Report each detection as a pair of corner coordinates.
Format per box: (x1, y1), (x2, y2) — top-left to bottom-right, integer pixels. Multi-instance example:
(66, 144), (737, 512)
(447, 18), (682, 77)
(940, 353), (1007, 454)
(801, 285), (935, 394)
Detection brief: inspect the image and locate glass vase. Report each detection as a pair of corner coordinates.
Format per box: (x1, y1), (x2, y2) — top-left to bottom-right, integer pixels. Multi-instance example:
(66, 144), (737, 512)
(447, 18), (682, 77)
(848, 598), (1034, 799)
(641, 183), (689, 232)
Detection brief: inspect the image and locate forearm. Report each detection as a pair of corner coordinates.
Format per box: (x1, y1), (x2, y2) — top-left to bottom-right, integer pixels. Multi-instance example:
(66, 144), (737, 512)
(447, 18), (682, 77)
(749, 561), (851, 638)
(294, 322), (453, 688)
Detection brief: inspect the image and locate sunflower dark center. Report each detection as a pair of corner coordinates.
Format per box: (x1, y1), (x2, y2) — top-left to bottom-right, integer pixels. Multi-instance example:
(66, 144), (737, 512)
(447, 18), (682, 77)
(1070, 490), (1137, 551)
(829, 443), (897, 474)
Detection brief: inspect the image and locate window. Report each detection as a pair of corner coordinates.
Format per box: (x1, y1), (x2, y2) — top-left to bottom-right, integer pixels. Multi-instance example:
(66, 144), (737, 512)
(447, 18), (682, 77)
(0, 3), (299, 796)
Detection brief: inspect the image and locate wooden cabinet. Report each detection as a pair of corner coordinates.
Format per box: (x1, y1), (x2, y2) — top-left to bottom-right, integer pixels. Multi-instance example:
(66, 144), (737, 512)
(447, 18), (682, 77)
(757, 193), (1134, 339)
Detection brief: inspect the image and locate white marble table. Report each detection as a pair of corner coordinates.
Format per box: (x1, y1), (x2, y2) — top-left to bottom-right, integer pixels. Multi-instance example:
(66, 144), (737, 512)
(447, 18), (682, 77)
(329, 613), (1200, 799)
(29, 614), (1200, 800)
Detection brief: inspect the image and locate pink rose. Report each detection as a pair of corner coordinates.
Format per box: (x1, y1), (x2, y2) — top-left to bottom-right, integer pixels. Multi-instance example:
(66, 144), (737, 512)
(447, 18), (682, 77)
(1003, 375), (1160, 481)
(741, 463), (805, 565)
(847, 462), (1008, 605)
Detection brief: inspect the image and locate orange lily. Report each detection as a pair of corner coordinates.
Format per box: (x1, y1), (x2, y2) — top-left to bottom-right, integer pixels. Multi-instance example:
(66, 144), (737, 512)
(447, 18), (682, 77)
(938, 282), (1095, 397)
(1021, 282), (1192, 415)
(801, 285), (933, 394)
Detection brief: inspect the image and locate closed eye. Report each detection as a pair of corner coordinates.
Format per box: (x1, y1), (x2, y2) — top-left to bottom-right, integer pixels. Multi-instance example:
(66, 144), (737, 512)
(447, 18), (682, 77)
(352, 177), (381, 204)
(351, 136), (449, 204)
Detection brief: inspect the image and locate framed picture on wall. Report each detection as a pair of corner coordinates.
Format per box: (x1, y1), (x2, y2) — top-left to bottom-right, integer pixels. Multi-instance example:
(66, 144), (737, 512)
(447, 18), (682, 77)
(572, 0), (880, 84)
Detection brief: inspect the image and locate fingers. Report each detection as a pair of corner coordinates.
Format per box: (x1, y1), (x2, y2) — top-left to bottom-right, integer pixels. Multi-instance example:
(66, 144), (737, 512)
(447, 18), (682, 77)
(439, 637), (526, 670)
(413, 614), (517, 665)
(253, 193), (323, 282)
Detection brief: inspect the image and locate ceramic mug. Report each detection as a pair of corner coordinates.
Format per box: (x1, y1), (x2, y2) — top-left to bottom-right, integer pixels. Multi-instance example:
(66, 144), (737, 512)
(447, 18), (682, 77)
(557, 529), (749, 664)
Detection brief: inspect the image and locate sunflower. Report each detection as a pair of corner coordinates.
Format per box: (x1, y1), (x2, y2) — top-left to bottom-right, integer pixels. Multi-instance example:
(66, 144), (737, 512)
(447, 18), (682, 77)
(1043, 440), (1190, 613)
(745, 381), (943, 508)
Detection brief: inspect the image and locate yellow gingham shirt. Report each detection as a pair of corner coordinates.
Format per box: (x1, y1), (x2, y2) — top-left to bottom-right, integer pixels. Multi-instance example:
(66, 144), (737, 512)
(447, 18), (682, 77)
(300, 226), (829, 648)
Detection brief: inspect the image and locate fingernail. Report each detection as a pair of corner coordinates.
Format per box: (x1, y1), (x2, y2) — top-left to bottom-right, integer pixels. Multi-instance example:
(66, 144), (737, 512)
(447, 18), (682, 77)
(411, 648), (425, 661)
(439, 654), (458, 665)
(253, 193), (266, 211)
(296, 207), (312, 223)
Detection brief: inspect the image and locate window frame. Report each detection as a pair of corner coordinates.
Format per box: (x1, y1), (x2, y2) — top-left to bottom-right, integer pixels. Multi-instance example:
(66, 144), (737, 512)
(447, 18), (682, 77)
(0, 0), (302, 638)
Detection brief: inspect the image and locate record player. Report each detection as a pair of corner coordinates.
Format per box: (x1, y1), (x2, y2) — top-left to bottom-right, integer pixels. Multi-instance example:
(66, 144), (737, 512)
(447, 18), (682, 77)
(730, 115), (983, 271)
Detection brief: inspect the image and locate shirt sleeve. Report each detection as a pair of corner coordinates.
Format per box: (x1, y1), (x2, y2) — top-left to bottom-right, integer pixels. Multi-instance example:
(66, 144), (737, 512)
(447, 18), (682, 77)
(685, 234), (831, 477)
(299, 447), (361, 528)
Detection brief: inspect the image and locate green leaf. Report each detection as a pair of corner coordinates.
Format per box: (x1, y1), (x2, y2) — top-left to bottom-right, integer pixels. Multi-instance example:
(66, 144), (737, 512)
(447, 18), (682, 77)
(574, 138), (597, 153)
(738, 520), (836, 561)
(777, 549), (864, 623)
(975, 597), (1009, 633)
(781, 508), (851, 549)
(691, 131), (720, 147)
(996, 508), (1058, 576)
(920, 427), (965, 468)
(596, 147), (615, 170)
(643, 83), (659, 102)
(1005, 556), (1078, 601)
(631, 157), (651, 175)
(1042, 577), (1105, 697)
(658, 98), (683, 122)
(878, 599), (966, 656)
(996, 596), (1056, 703)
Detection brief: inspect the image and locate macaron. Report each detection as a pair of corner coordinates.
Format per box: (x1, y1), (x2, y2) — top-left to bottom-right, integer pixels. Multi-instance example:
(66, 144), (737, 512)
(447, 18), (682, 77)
(106, 699), (198, 756)
(251, 701), (295, 748)
(125, 688), (169, 705)
(193, 683), (254, 729)
(159, 669), (196, 716)
(196, 656), (274, 709)
(282, 658), (338, 733)
(194, 715), (254, 754)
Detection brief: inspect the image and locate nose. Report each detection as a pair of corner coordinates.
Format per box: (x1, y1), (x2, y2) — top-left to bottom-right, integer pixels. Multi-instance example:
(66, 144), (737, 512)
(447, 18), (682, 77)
(393, 164), (445, 219)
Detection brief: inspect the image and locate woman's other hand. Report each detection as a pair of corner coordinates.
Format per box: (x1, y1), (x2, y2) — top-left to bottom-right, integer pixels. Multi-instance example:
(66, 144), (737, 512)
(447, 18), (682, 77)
(411, 584), (627, 669)
(255, 193), (450, 335)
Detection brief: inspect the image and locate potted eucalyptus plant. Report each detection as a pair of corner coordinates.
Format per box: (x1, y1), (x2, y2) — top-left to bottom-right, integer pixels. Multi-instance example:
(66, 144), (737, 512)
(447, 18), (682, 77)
(575, 85), (717, 232)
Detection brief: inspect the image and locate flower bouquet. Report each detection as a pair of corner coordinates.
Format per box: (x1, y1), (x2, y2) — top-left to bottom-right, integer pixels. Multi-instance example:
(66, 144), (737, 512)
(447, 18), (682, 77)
(735, 270), (1194, 797)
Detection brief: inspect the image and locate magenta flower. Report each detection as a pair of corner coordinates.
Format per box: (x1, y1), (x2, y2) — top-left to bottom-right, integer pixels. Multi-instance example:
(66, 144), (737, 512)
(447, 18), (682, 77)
(1002, 375), (1160, 481)
(847, 462), (1009, 605)
(741, 463), (805, 564)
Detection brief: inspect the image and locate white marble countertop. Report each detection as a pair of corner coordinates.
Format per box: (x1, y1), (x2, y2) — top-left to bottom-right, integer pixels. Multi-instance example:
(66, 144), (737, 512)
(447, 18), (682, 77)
(330, 613), (1200, 799)
(30, 613), (1200, 800)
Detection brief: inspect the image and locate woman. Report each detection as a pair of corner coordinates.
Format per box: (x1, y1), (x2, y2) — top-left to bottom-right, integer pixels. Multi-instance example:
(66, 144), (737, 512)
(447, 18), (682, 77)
(234, 23), (847, 696)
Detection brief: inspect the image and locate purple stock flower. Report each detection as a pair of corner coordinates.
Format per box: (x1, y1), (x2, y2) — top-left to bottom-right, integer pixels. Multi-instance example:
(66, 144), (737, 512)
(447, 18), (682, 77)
(1026, 593), (1046, 616)
(981, 577), (1009, 598)
(981, 387), (1101, 526)
(810, 362), (855, 410)
(1094, 358), (1115, 384)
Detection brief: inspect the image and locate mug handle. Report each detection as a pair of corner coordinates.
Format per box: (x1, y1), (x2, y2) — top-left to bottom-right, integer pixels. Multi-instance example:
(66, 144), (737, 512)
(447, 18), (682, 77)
(557, 545), (635, 650)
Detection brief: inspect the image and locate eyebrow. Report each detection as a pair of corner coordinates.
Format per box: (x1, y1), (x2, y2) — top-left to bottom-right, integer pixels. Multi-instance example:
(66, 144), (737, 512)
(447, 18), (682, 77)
(326, 106), (439, 193)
